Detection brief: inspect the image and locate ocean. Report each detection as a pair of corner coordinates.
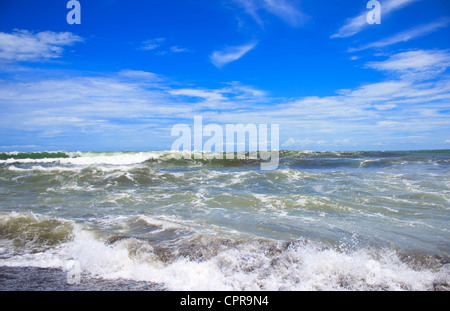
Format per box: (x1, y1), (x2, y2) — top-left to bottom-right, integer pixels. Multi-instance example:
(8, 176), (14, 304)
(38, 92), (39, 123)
(0, 150), (449, 291)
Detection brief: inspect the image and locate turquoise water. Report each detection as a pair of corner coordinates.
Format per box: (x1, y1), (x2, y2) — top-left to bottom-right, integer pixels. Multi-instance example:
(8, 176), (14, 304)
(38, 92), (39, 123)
(0, 150), (449, 290)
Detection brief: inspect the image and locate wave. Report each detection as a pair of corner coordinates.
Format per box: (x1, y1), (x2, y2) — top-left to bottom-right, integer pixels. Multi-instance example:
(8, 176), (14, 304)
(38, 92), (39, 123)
(0, 151), (158, 166)
(0, 151), (71, 161)
(0, 212), (448, 291)
(1, 149), (449, 169)
(0, 212), (74, 254)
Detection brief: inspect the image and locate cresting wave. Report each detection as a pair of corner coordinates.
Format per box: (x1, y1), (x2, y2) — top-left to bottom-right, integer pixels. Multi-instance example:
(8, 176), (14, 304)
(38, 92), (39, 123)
(0, 212), (74, 254)
(0, 150), (449, 168)
(0, 212), (448, 291)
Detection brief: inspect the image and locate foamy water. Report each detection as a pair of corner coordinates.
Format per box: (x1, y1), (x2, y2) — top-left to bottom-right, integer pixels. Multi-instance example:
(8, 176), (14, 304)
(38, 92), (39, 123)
(0, 150), (449, 290)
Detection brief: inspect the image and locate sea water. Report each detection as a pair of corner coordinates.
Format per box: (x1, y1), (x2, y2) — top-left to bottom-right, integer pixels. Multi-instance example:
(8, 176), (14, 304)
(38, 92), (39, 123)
(0, 150), (449, 290)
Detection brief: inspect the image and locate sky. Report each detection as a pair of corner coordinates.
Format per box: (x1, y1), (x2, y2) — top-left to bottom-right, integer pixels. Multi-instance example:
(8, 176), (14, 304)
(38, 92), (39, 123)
(0, 0), (449, 152)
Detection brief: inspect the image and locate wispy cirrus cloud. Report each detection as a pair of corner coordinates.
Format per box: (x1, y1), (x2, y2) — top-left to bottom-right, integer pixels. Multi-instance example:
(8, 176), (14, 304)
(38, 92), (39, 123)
(366, 49), (450, 80)
(169, 88), (227, 106)
(118, 69), (162, 82)
(282, 138), (329, 148)
(218, 1), (306, 70)
(0, 29), (83, 62)
(260, 0), (307, 27)
(139, 38), (191, 55)
(140, 38), (166, 51)
(168, 82), (266, 109)
(349, 18), (450, 52)
(0, 71), (267, 134)
(233, 0), (307, 27)
(169, 46), (190, 53)
(210, 41), (258, 67)
(331, 0), (419, 39)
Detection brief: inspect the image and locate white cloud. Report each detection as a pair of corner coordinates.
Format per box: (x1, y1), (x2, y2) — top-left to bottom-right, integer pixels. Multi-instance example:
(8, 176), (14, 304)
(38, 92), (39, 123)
(210, 41), (258, 68)
(261, 0), (307, 27)
(0, 72), (270, 138)
(331, 13), (367, 39)
(222, 82), (267, 97)
(233, 0), (306, 27)
(349, 18), (450, 52)
(344, 81), (411, 99)
(169, 46), (190, 53)
(282, 138), (354, 149)
(0, 145), (39, 150)
(169, 88), (226, 102)
(0, 29), (83, 62)
(366, 49), (450, 80)
(118, 69), (161, 81)
(139, 38), (190, 54)
(332, 0), (419, 38)
(168, 82), (266, 109)
(282, 138), (327, 148)
(140, 38), (166, 50)
(373, 103), (397, 110)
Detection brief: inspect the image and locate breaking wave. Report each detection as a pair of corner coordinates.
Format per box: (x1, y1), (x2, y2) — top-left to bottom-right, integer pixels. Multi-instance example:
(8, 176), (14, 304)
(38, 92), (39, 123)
(0, 212), (448, 291)
(0, 150), (448, 169)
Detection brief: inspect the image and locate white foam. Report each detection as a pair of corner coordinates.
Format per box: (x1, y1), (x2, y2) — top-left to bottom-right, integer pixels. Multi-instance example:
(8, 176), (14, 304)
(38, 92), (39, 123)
(7, 165), (82, 172)
(63, 153), (158, 166)
(1, 224), (447, 291)
(0, 152), (161, 166)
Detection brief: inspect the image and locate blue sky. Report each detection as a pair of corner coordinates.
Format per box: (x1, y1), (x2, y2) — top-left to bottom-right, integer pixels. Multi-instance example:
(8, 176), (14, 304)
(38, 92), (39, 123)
(0, 0), (449, 151)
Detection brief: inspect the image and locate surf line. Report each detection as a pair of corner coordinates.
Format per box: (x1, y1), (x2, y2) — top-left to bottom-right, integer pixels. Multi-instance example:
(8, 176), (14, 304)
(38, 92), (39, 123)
(171, 116), (280, 170)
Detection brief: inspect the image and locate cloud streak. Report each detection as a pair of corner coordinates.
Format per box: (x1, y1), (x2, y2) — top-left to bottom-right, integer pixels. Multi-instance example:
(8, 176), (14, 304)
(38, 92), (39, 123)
(349, 18), (450, 52)
(366, 49), (450, 80)
(331, 0), (419, 38)
(0, 30), (83, 62)
(210, 41), (258, 67)
(233, 0), (307, 27)
(139, 38), (190, 54)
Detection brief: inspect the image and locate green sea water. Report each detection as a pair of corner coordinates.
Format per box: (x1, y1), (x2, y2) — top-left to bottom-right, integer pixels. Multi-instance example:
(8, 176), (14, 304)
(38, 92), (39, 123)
(0, 150), (449, 290)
